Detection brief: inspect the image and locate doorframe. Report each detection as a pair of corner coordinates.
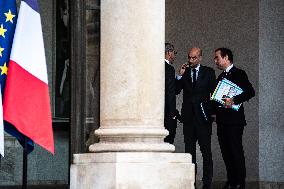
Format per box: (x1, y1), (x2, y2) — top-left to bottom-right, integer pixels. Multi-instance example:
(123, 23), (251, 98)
(69, 0), (87, 160)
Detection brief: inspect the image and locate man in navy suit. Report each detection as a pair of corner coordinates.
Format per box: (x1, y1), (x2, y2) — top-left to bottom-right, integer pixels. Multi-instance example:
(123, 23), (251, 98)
(214, 48), (255, 189)
(176, 47), (216, 189)
(164, 43), (179, 144)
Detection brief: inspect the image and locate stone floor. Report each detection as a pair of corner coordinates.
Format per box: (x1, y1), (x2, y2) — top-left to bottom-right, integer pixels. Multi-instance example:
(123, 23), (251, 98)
(0, 182), (283, 189)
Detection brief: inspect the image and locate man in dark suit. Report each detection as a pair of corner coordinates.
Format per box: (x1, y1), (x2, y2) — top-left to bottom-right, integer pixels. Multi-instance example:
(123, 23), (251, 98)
(214, 48), (255, 189)
(164, 43), (178, 144)
(176, 47), (216, 189)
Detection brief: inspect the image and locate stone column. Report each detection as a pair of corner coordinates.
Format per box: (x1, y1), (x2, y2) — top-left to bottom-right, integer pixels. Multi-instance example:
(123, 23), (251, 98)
(70, 1), (195, 188)
(88, 0), (173, 153)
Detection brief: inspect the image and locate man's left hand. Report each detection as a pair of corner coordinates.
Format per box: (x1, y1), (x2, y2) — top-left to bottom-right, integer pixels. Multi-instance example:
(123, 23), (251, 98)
(224, 98), (234, 108)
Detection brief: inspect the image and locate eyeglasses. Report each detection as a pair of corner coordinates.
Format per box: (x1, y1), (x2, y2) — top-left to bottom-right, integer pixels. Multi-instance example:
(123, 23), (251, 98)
(188, 56), (199, 61)
(170, 50), (177, 55)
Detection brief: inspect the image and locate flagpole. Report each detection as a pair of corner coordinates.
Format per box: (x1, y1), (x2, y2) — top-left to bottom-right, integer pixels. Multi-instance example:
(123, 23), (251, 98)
(22, 136), (28, 189)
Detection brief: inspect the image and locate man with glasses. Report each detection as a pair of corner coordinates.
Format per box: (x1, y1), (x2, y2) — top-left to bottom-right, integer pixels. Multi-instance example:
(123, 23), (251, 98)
(176, 47), (216, 189)
(164, 43), (179, 144)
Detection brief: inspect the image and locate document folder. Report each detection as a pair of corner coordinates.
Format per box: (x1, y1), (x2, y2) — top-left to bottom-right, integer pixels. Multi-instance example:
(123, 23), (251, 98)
(211, 78), (243, 111)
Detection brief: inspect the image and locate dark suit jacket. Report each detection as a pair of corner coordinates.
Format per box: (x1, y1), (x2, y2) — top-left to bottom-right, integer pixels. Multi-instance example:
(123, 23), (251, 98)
(176, 65), (216, 124)
(165, 62), (177, 118)
(215, 66), (255, 126)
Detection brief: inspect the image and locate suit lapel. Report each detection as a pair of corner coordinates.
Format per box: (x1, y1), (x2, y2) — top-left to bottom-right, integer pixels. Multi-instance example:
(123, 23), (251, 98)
(225, 66), (235, 80)
(185, 65), (204, 89)
(181, 68), (192, 90)
(185, 68), (192, 84)
(218, 66), (235, 81)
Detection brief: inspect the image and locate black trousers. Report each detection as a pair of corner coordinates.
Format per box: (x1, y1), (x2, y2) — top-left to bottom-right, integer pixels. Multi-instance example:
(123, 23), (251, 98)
(217, 124), (246, 187)
(164, 117), (177, 144)
(183, 116), (213, 186)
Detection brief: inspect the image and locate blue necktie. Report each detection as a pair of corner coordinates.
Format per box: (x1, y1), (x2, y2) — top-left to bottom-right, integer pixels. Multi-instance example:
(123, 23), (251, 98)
(192, 68), (197, 88)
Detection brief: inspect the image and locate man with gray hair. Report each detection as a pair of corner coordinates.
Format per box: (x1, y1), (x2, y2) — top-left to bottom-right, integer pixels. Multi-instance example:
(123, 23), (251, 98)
(164, 43), (179, 144)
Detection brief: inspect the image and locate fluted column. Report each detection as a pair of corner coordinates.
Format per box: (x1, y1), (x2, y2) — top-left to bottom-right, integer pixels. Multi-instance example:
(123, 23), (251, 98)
(89, 0), (174, 152)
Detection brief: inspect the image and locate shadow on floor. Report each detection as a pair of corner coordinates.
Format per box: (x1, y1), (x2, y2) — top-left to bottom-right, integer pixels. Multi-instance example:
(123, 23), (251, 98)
(0, 185), (68, 189)
(197, 181), (260, 189)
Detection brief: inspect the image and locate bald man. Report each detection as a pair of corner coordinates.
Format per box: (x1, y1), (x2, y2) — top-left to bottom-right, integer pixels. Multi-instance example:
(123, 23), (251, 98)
(176, 47), (216, 189)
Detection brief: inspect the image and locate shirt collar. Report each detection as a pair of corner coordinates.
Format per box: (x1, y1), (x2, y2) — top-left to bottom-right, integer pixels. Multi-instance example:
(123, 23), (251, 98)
(165, 59), (170, 65)
(192, 64), (201, 71)
(225, 64), (233, 72)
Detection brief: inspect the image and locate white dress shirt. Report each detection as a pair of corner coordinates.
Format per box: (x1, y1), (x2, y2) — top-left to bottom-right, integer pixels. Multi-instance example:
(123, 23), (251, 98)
(225, 64), (234, 72)
(176, 64), (201, 82)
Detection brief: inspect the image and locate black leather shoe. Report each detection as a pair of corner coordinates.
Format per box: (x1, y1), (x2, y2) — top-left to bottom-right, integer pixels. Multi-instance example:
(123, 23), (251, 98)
(222, 182), (234, 189)
(234, 184), (245, 189)
(202, 185), (212, 189)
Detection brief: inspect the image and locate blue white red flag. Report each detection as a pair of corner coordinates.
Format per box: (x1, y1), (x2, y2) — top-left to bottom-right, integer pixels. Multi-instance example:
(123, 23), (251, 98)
(3, 0), (54, 154)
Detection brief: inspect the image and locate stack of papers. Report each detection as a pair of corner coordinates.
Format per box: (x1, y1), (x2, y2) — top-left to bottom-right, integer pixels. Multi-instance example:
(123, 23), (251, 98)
(211, 78), (243, 111)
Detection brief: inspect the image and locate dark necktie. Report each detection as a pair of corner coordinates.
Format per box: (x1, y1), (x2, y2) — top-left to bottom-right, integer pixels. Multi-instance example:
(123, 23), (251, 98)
(192, 68), (197, 88)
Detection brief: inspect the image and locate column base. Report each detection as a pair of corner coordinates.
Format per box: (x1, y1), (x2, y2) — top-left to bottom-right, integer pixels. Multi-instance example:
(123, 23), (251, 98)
(70, 152), (195, 189)
(89, 142), (175, 152)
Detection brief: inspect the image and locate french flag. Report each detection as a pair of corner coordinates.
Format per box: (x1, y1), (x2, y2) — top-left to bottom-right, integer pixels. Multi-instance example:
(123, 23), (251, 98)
(3, 0), (54, 154)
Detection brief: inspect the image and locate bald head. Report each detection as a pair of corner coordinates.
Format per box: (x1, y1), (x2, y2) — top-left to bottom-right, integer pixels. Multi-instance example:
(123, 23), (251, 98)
(189, 47), (202, 56)
(188, 47), (202, 68)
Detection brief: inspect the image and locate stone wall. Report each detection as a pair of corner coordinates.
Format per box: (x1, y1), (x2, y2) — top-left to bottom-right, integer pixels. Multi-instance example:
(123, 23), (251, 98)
(0, 132), (68, 185)
(259, 0), (284, 182)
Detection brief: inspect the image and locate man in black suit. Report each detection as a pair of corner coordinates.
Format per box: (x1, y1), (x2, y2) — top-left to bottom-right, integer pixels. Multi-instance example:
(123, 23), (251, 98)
(176, 47), (216, 189)
(214, 48), (255, 189)
(164, 43), (178, 144)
